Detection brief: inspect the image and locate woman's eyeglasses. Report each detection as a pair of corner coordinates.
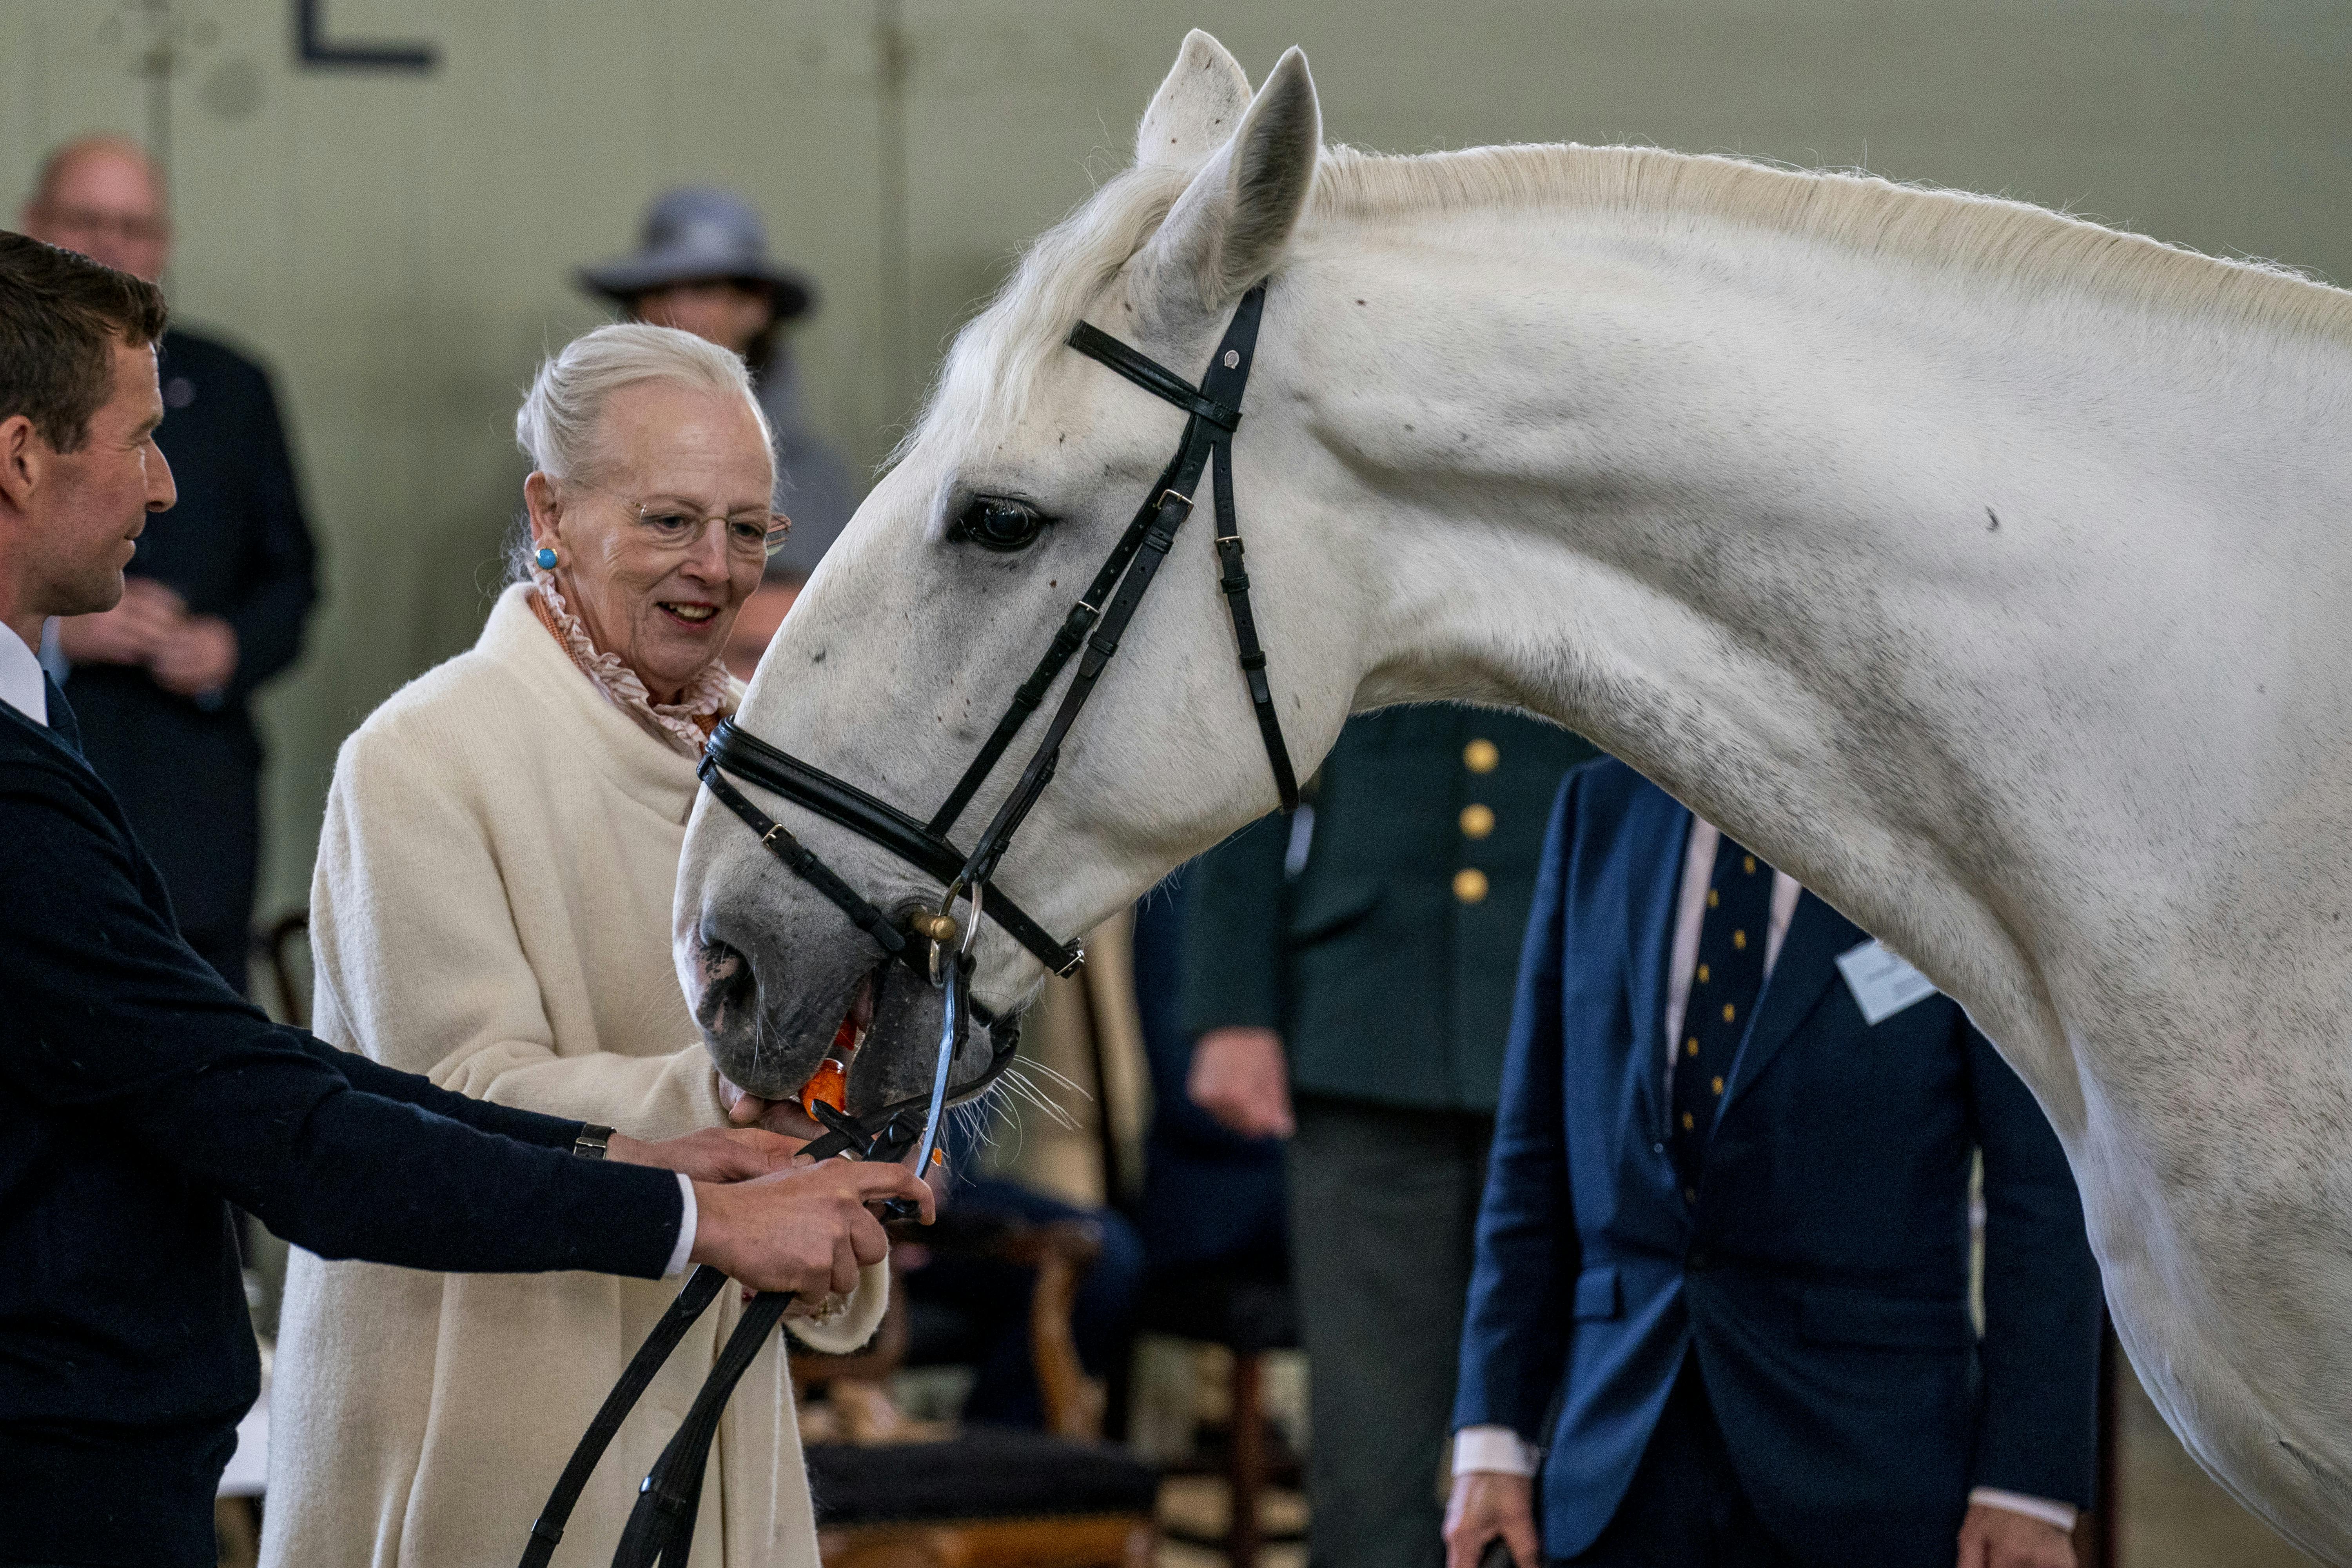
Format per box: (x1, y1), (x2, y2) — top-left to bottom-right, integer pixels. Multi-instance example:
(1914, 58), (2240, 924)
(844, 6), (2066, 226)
(573, 481), (790, 559)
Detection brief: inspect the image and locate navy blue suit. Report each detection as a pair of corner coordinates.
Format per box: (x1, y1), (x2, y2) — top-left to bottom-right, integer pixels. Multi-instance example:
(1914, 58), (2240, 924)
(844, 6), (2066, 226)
(1453, 761), (2101, 1566)
(0, 684), (681, 1568)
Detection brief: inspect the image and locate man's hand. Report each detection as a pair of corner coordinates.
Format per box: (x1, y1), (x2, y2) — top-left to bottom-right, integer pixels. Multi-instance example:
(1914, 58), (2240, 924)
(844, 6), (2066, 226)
(149, 613), (237, 697)
(610, 1125), (802, 1184)
(716, 1076), (949, 1202)
(1443, 1472), (1540, 1568)
(689, 1158), (935, 1296)
(1956, 1504), (2076, 1568)
(55, 577), (183, 666)
(1188, 1026), (1295, 1139)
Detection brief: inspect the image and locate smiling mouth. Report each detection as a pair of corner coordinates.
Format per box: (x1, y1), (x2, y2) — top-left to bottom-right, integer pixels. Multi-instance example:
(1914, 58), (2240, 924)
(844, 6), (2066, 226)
(660, 601), (720, 626)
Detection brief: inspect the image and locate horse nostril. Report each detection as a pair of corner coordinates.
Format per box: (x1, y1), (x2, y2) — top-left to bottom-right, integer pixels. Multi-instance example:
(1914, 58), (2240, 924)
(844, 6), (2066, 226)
(695, 934), (757, 1036)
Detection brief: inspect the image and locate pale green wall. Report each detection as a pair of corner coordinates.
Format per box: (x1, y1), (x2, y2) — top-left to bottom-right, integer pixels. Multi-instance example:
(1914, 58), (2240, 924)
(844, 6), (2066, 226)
(4, 0), (2347, 917)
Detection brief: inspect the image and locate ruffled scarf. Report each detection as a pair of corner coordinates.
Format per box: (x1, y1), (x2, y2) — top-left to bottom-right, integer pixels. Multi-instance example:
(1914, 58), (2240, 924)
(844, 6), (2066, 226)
(527, 569), (735, 757)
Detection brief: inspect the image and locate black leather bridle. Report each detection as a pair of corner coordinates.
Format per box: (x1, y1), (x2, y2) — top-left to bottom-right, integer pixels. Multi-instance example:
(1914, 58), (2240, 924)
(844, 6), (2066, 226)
(695, 278), (1297, 984)
(522, 282), (1296, 1568)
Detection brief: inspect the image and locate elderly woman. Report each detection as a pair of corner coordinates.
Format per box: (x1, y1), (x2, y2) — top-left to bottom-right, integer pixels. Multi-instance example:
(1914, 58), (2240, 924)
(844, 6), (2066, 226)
(263, 325), (881, 1568)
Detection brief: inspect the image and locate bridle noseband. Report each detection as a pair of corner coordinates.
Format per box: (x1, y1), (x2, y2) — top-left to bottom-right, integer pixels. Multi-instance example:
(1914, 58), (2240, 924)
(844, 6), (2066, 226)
(524, 283), (1298, 1568)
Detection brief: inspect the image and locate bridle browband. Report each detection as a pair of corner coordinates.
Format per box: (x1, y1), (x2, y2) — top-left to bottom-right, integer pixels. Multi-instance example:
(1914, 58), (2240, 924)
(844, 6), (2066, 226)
(696, 278), (1296, 984)
(524, 283), (1298, 1566)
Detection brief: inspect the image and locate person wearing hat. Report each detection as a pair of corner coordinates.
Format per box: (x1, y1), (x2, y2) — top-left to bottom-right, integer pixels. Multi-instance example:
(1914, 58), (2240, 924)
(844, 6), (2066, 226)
(579, 187), (861, 677)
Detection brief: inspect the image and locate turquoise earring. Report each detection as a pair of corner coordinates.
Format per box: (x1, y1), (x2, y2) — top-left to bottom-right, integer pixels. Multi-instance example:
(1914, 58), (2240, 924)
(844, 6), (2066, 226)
(535, 546), (558, 570)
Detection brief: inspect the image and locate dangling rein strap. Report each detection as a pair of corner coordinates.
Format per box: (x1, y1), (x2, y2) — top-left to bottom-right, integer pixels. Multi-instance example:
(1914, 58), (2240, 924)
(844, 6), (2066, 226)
(1065, 285), (1299, 814)
(519, 1017), (1018, 1568)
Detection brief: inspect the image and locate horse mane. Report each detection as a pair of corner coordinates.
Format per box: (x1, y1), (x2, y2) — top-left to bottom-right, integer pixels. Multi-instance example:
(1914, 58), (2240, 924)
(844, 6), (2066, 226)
(911, 139), (2350, 458)
(1318, 142), (2352, 348)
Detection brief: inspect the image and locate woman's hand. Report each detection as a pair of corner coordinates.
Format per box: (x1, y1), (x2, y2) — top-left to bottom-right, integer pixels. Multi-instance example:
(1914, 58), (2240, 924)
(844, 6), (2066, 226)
(689, 1159), (935, 1296)
(717, 1073), (826, 1141)
(608, 1126), (802, 1183)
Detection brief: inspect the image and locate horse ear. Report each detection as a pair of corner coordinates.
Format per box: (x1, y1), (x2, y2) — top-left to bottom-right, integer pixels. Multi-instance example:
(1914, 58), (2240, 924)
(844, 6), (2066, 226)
(1134, 47), (1321, 326)
(1135, 30), (1253, 172)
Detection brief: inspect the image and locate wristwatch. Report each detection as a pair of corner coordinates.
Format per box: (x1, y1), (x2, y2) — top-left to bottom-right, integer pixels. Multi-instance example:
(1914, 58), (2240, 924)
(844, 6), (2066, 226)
(572, 1123), (615, 1160)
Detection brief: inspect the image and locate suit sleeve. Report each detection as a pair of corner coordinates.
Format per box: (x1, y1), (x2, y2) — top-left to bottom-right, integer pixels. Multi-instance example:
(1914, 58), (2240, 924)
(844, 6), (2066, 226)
(219, 361), (318, 703)
(1453, 770), (1581, 1439)
(1175, 811), (1292, 1038)
(0, 767), (681, 1277)
(1966, 1025), (2103, 1508)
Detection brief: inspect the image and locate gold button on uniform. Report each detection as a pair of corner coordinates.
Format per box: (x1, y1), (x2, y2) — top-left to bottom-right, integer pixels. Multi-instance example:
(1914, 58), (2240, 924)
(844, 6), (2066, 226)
(1696, 964), (1710, 984)
(1452, 867), (1490, 904)
(1711, 1075), (1725, 1096)
(1459, 803), (1495, 839)
(1463, 738), (1500, 773)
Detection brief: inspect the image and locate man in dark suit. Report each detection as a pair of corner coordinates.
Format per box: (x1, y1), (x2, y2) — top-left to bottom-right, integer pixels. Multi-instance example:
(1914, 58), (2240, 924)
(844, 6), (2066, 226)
(1182, 707), (1597, 1568)
(20, 135), (318, 992)
(1444, 760), (2100, 1568)
(0, 231), (931, 1568)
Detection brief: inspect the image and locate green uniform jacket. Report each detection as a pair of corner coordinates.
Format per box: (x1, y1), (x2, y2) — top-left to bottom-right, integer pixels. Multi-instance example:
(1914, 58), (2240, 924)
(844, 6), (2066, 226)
(1178, 706), (1599, 1114)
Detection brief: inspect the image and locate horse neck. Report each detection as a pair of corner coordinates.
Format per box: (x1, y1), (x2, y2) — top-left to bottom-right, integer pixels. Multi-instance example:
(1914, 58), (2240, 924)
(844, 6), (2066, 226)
(1263, 202), (2352, 1119)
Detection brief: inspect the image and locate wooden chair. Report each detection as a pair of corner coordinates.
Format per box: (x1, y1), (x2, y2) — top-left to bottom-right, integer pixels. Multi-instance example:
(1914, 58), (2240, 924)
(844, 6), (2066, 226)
(795, 1218), (1159, 1568)
(1132, 1265), (1299, 1568)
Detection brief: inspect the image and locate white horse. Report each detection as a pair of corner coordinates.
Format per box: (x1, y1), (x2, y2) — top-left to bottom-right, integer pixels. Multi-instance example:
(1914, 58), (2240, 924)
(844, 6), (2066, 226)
(676, 31), (2352, 1558)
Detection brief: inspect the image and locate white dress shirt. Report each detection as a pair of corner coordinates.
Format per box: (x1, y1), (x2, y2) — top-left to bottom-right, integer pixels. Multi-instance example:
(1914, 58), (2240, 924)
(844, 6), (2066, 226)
(0, 624), (50, 727)
(663, 1177), (697, 1278)
(1455, 818), (2076, 1533)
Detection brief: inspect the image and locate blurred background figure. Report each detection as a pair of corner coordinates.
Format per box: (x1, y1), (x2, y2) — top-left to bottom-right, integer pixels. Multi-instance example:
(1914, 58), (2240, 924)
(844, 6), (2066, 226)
(578, 186), (862, 681)
(1181, 709), (1597, 1568)
(898, 1118), (1147, 1430)
(19, 135), (318, 995)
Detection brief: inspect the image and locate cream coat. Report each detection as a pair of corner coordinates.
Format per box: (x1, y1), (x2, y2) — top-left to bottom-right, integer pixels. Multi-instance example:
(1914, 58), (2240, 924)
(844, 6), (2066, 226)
(263, 583), (881, 1568)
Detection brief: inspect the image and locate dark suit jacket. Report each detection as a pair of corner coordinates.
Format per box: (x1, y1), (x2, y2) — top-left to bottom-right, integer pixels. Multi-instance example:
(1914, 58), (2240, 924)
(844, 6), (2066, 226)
(1179, 706), (1598, 1113)
(1453, 761), (2101, 1566)
(0, 686), (679, 1568)
(63, 326), (318, 952)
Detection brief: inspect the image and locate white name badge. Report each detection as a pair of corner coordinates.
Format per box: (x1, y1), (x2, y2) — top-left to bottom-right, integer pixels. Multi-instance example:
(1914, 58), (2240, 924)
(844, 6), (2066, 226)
(1835, 940), (1939, 1025)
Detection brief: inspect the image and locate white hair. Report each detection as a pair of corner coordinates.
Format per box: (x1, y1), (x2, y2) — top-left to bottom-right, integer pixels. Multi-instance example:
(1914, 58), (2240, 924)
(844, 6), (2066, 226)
(514, 321), (773, 483)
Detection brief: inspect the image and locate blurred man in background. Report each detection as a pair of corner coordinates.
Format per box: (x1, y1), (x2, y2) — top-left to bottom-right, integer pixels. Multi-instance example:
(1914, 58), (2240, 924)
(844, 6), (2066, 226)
(1181, 709), (1598, 1568)
(20, 136), (318, 994)
(578, 187), (862, 679)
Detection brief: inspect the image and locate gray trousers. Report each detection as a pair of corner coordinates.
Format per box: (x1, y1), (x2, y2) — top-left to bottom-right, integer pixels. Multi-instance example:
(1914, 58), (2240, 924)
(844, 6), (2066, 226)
(1289, 1095), (1495, 1568)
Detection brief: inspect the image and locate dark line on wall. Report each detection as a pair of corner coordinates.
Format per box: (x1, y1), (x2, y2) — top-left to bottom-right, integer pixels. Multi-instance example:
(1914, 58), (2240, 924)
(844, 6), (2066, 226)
(294, 0), (438, 72)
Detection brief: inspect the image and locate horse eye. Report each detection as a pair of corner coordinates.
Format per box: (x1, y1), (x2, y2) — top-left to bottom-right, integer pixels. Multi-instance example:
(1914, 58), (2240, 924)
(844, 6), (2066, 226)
(951, 497), (1050, 554)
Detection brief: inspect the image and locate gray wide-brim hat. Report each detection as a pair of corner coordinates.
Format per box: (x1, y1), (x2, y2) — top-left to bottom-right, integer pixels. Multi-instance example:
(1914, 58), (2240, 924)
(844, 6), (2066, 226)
(577, 186), (814, 319)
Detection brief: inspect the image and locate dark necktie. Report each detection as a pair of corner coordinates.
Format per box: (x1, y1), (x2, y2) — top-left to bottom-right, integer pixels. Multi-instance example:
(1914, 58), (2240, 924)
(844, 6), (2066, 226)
(1671, 833), (1774, 1201)
(42, 672), (84, 758)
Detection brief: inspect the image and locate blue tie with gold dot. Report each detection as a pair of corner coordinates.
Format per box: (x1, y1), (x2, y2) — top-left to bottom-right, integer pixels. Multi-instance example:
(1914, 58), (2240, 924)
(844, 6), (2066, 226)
(1671, 835), (1774, 1201)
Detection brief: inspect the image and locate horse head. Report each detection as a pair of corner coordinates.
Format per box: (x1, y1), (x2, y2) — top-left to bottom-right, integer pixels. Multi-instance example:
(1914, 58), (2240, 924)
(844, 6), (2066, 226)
(674, 33), (1358, 1107)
